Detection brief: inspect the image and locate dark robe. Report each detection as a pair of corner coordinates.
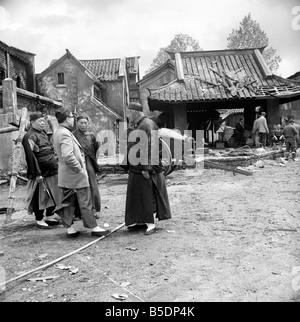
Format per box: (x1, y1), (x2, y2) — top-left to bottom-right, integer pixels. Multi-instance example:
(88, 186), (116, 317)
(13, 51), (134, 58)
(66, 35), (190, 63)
(73, 129), (101, 212)
(22, 127), (62, 214)
(125, 116), (172, 226)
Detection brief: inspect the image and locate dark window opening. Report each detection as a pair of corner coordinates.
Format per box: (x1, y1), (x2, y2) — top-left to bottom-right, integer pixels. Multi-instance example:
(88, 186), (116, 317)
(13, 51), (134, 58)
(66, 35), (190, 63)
(16, 76), (21, 88)
(58, 73), (65, 84)
(0, 70), (5, 86)
(94, 86), (102, 100)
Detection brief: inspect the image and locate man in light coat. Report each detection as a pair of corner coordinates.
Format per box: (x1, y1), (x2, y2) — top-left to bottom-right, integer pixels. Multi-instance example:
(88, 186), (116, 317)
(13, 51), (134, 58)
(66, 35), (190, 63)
(53, 107), (110, 238)
(252, 112), (269, 149)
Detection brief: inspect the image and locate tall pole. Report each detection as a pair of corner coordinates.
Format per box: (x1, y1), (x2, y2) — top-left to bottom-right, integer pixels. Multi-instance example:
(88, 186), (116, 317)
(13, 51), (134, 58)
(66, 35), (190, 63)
(6, 107), (28, 223)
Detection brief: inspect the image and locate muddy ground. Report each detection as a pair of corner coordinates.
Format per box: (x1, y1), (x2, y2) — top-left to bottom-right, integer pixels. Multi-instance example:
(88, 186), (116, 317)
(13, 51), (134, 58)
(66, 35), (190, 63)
(0, 154), (300, 303)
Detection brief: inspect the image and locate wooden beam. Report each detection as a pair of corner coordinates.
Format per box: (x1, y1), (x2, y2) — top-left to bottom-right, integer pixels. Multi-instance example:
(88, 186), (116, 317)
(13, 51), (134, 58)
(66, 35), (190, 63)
(175, 53), (185, 82)
(254, 49), (272, 78)
(204, 160), (253, 176)
(0, 126), (19, 134)
(6, 107), (28, 223)
(8, 113), (20, 127)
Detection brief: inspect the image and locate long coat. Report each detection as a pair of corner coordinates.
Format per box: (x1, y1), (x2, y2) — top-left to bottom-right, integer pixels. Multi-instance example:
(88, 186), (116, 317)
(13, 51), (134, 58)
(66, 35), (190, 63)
(125, 117), (172, 226)
(53, 125), (89, 189)
(73, 129), (101, 212)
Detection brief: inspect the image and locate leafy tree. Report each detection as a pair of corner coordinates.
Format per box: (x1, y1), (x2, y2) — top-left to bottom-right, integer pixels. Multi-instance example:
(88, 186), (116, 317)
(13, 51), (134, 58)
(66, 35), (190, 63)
(146, 33), (202, 73)
(227, 13), (281, 73)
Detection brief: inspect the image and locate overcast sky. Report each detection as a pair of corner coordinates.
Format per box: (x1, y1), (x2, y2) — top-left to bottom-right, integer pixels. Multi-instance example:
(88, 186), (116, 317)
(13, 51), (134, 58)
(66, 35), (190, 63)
(0, 0), (299, 78)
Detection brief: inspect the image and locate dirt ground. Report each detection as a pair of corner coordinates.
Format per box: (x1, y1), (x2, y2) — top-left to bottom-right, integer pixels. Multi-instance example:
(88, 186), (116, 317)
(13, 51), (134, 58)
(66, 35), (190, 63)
(0, 153), (300, 303)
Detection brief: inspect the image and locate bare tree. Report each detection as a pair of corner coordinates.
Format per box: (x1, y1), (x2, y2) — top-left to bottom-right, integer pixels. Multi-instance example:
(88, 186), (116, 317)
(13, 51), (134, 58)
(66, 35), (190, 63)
(227, 13), (281, 73)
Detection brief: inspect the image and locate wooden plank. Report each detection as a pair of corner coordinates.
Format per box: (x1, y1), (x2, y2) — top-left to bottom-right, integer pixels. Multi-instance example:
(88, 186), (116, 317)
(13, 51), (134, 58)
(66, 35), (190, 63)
(0, 126), (19, 134)
(27, 276), (60, 282)
(8, 113), (20, 127)
(204, 160), (253, 176)
(6, 107), (28, 223)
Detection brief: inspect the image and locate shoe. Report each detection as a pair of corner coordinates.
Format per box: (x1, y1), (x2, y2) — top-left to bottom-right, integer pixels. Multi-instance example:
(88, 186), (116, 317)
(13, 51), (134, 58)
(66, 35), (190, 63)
(36, 221), (52, 229)
(67, 231), (80, 238)
(45, 220), (60, 226)
(144, 228), (158, 235)
(91, 230), (111, 237)
(127, 224), (147, 231)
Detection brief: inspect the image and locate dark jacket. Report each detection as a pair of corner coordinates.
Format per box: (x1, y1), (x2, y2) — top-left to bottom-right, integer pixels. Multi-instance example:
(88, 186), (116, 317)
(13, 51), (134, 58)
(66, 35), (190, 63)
(22, 127), (58, 179)
(125, 117), (163, 174)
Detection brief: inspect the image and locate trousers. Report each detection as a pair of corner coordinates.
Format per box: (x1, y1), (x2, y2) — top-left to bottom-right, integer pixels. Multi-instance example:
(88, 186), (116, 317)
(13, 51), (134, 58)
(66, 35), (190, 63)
(60, 187), (98, 229)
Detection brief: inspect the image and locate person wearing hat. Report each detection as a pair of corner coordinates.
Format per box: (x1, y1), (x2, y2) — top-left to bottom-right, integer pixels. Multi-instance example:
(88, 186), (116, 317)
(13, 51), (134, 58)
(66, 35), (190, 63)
(73, 115), (101, 220)
(282, 119), (298, 161)
(22, 112), (61, 229)
(124, 102), (172, 235)
(53, 107), (110, 238)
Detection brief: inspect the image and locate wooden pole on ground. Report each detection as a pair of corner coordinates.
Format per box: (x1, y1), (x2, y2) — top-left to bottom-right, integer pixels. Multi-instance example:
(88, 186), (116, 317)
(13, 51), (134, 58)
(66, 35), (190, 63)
(6, 107), (28, 223)
(204, 160), (253, 176)
(0, 223), (125, 288)
(0, 127), (19, 134)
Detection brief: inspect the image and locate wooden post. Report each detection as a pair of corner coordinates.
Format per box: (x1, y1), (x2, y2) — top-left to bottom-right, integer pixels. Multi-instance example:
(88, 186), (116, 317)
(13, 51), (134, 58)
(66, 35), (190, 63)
(2, 78), (18, 114)
(6, 107), (28, 223)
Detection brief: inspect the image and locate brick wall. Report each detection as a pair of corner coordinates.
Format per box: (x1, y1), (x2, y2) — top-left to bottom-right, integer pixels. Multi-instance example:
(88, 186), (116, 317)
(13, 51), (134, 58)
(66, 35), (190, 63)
(0, 48), (34, 91)
(9, 56), (30, 90)
(0, 50), (6, 69)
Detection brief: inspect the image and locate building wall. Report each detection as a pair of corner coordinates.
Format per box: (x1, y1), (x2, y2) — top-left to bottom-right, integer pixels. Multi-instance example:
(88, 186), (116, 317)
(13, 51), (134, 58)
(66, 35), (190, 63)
(101, 81), (125, 117)
(0, 48), (34, 91)
(139, 68), (175, 115)
(280, 100), (300, 124)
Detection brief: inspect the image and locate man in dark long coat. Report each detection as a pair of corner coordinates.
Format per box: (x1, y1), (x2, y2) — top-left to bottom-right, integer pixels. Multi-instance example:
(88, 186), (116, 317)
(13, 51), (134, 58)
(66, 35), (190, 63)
(22, 112), (61, 229)
(73, 115), (101, 218)
(124, 102), (172, 235)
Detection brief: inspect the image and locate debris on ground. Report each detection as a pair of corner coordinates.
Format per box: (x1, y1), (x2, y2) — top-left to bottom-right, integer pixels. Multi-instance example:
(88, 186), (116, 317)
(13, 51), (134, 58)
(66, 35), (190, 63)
(112, 293), (128, 301)
(37, 254), (49, 260)
(27, 276), (60, 282)
(254, 160), (265, 168)
(54, 264), (79, 275)
(125, 246), (138, 251)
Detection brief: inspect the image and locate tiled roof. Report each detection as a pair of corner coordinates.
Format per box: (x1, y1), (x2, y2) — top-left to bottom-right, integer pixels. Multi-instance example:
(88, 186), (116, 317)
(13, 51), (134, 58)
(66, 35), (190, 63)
(148, 48), (300, 102)
(80, 59), (121, 81)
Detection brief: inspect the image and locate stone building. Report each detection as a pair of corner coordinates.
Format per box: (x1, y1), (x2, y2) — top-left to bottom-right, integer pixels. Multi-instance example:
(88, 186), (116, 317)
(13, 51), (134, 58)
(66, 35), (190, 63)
(36, 50), (123, 136)
(0, 40), (36, 93)
(36, 50), (141, 137)
(138, 59), (175, 117)
(280, 71), (300, 123)
(80, 55), (141, 119)
(143, 48), (300, 145)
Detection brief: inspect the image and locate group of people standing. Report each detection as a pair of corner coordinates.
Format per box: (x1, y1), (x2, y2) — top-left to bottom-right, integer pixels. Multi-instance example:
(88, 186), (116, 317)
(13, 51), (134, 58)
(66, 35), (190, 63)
(234, 112), (298, 161)
(22, 102), (172, 238)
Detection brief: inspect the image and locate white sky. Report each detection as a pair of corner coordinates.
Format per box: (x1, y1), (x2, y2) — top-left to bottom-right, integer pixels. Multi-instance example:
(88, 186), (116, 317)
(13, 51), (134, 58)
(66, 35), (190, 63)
(0, 0), (299, 78)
